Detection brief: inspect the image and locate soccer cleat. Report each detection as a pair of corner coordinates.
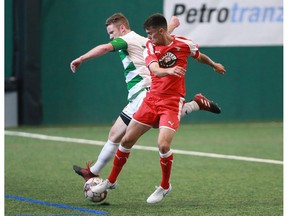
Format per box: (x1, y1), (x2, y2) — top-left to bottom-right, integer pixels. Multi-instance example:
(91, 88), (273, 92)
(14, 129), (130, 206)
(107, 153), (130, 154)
(91, 179), (117, 194)
(73, 161), (98, 181)
(146, 184), (172, 204)
(193, 93), (221, 114)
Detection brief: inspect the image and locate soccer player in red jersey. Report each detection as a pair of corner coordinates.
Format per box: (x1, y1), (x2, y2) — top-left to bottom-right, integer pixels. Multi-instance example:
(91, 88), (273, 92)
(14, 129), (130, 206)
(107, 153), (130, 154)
(92, 13), (226, 204)
(71, 13), (221, 182)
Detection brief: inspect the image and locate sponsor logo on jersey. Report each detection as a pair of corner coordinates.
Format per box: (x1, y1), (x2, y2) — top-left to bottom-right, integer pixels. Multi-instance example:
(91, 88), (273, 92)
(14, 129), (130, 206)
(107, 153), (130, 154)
(159, 52), (177, 68)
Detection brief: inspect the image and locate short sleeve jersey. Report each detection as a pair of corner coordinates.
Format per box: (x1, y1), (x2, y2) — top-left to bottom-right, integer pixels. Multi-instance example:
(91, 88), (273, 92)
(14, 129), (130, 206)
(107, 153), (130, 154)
(109, 31), (151, 101)
(144, 35), (199, 97)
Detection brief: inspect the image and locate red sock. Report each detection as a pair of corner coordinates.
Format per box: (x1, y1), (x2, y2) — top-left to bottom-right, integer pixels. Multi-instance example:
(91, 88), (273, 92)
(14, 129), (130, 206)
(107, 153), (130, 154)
(108, 149), (130, 183)
(160, 154), (173, 189)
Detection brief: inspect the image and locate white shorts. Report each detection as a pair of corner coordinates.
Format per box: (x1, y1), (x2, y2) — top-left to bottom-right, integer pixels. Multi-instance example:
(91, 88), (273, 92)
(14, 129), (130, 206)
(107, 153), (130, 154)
(120, 90), (147, 125)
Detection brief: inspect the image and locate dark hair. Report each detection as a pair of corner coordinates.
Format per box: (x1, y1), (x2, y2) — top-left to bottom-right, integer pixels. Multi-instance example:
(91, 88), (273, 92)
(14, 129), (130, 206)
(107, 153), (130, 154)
(106, 13), (130, 29)
(143, 13), (167, 30)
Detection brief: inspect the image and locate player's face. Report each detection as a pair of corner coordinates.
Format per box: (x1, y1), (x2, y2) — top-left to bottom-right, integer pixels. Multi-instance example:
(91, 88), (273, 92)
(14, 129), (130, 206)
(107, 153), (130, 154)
(106, 24), (122, 40)
(145, 27), (164, 45)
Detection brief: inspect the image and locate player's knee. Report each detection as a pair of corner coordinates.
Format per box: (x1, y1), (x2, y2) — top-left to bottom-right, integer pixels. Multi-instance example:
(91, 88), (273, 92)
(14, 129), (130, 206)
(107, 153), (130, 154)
(108, 133), (121, 143)
(108, 129), (124, 143)
(158, 143), (170, 154)
(120, 135), (135, 149)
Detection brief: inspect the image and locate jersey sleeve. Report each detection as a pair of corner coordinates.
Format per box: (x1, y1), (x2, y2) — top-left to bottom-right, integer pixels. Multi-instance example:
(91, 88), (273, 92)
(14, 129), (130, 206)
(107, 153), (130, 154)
(109, 38), (128, 51)
(143, 40), (158, 67)
(174, 35), (200, 59)
(190, 43), (200, 59)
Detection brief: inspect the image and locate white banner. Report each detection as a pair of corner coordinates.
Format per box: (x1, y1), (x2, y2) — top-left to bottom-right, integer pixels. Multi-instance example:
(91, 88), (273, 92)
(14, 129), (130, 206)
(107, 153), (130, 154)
(164, 0), (283, 47)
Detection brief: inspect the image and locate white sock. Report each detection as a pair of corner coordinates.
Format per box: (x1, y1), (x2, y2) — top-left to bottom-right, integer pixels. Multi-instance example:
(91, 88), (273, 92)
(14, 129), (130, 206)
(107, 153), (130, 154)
(119, 144), (131, 153)
(181, 101), (200, 117)
(159, 150), (173, 158)
(90, 140), (119, 175)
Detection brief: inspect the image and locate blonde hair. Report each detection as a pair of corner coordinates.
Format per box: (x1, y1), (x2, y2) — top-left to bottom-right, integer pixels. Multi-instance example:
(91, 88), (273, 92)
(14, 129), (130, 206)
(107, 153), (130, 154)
(106, 13), (130, 29)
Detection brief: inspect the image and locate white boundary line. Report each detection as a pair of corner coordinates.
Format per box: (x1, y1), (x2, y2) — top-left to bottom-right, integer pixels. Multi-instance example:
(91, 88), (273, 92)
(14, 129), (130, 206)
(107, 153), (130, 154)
(5, 130), (283, 165)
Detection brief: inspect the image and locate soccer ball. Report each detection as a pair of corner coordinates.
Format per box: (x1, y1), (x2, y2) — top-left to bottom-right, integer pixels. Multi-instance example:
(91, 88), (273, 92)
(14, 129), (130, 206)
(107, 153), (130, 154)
(84, 177), (108, 203)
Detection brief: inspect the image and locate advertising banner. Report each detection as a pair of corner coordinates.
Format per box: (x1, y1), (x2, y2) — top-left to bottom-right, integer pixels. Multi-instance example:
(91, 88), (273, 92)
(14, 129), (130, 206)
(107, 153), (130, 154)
(164, 0), (283, 46)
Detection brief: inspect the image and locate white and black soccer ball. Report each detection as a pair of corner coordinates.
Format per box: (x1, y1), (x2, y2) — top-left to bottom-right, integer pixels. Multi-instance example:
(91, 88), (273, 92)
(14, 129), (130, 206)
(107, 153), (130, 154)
(84, 177), (108, 203)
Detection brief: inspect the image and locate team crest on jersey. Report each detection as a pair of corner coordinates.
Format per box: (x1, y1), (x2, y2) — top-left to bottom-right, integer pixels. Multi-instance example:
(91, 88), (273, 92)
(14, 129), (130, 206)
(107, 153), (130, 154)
(159, 52), (177, 68)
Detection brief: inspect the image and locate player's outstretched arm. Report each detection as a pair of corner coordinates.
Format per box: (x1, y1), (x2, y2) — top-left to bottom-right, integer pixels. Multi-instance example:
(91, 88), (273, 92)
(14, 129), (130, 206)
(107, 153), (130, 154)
(70, 43), (114, 73)
(196, 53), (226, 75)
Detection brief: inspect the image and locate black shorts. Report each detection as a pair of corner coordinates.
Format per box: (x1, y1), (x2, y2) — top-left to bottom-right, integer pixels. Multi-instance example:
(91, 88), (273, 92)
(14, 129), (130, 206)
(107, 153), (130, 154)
(120, 111), (132, 126)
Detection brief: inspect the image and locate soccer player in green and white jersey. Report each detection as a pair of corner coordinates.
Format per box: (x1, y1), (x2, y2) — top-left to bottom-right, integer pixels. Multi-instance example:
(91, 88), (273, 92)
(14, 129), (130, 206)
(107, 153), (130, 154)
(70, 13), (221, 181)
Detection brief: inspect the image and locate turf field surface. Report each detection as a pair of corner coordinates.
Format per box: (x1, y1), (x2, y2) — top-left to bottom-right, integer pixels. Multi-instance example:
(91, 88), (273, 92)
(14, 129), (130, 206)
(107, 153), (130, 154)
(5, 122), (283, 215)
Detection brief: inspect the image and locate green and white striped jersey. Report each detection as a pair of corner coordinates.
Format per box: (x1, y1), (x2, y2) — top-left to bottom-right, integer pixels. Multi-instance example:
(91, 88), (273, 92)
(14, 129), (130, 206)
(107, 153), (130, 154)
(110, 31), (151, 101)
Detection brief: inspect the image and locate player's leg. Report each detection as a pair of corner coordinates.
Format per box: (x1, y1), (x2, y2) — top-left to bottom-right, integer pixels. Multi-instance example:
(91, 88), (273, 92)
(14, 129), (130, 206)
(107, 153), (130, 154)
(92, 120), (151, 193)
(89, 91), (147, 176)
(89, 116), (128, 175)
(107, 120), (151, 183)
(72, 116), (128, 181)
(93, 95), (156, 192)
(181, 93), (221, 116)
(147, 127), (174, 204)
(147, 95), (181, 204)
(73, 91), (147, 180)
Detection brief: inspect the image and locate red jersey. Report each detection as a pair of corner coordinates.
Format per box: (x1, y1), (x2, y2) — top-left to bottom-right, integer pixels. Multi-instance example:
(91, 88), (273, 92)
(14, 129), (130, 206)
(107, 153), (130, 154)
(144, 35), (199, 97)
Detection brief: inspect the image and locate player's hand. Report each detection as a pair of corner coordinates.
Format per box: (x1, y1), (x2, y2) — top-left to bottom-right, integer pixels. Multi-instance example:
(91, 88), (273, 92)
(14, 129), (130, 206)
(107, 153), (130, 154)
(170, 16), (180, 28)
(213, 63), (226, 75)
(70, 57), (83, 73)
(168, 66), (186, 77)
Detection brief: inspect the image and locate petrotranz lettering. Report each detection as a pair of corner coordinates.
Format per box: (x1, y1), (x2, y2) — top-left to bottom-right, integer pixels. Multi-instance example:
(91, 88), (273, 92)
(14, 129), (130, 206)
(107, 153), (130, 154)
(173, 3), (283, 23)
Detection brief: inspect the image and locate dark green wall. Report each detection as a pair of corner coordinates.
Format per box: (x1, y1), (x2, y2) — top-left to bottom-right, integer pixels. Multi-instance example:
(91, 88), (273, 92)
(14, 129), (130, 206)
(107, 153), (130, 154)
(183, 46), (283, 123)
(5, 0), (13, 79)
(40, 0), (282, 125)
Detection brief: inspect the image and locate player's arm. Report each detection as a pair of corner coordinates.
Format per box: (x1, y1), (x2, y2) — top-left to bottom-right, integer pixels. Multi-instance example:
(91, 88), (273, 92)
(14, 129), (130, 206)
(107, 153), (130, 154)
(144, 41), (185, 77)
(195, 53), (226, 75)
(148, 62), (186, 77)
(167, 16), (180, 34)
(70, 43), (114, 73)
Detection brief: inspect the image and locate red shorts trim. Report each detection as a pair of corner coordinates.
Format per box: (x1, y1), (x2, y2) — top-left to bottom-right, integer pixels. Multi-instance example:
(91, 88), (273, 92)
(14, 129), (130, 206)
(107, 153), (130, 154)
(133, 92), (185, 131)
